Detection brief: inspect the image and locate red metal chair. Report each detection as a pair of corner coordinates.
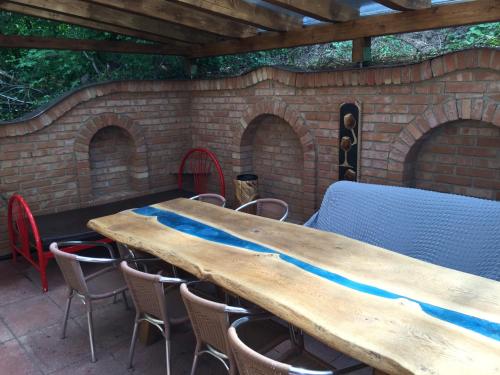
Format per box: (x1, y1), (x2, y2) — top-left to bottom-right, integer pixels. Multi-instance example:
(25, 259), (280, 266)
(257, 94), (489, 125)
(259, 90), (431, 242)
(7, 194), (112, 292)
(178, 148), (225, 198)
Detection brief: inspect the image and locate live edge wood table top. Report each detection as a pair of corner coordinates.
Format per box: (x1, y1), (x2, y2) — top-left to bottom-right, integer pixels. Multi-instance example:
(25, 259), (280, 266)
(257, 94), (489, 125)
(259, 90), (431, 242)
(88, 198), (500, 375)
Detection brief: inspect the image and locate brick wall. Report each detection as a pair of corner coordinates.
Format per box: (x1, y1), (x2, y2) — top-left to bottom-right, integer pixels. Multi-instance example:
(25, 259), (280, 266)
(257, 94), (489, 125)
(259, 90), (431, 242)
(244, 115), (304, 222)
(412, 120), (500, 200)
(0, 48), (498, 256)
(89, 126), (135, 199)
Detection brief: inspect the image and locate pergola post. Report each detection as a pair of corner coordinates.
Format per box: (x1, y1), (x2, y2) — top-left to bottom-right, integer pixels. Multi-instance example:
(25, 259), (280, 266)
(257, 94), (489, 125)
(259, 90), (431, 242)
(182, 57), (197, 78)
(352, 37), (372, 66)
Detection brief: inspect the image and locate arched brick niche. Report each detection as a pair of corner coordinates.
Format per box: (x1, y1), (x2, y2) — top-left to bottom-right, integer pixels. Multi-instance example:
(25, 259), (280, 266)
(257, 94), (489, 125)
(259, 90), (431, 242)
(388, 99), (500, 200)
(233, 101), (317, 222)
(74, 113), (149, 204)
(408, 120), (500, 199)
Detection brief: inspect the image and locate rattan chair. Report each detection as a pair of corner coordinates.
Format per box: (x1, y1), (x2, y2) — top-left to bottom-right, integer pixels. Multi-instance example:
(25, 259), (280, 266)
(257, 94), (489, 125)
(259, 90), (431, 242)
(120, 260), (190, 375)
(235, 198), (288, 221)
(180, 282), (290, 375)
(49, 241), (129, 363)
(229, 315), (331, 375)
(230, 316), (367, 375)
(190, 193), (226, 207)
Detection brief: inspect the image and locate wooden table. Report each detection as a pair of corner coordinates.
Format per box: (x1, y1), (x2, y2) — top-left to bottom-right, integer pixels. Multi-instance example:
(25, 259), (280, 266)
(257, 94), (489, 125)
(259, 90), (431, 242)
(88, 198), (500, 375)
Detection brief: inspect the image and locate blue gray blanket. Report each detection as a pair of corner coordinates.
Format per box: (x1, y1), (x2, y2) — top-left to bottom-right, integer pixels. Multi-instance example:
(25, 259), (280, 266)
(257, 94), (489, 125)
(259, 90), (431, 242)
(305, 181), (500, 280)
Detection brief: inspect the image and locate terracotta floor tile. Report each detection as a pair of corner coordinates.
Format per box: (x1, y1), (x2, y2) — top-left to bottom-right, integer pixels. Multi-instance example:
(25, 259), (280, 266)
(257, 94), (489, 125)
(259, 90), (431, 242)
(73, 300), (135, 350)
(48, 352), (126, 375)
(0, 339), (42, 375)
(0, 295), (63, 337)
(19, 320), (92, 373)
(0, 274), (40, 307)
(0, 318), (14, 343)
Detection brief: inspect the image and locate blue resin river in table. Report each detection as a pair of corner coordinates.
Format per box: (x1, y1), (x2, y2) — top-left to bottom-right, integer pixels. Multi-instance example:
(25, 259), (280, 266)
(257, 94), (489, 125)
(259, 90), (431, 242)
(133, 206), (500, 341)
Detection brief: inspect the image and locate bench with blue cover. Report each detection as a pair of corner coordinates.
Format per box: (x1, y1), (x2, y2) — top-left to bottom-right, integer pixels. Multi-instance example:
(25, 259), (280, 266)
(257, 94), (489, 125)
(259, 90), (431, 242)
(305, 181), (500, 280)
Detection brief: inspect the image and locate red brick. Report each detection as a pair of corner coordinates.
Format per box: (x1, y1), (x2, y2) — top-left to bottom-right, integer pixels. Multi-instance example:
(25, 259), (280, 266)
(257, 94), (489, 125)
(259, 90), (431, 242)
(477, 137), (500, 147)
(431, 57), (444, 77)
(445, 82), (486, 93)
(458, 147), (496, 157)
(456, 167), (493, 178)
(435, 174), (471, 186)
(443, 53), (458, 73)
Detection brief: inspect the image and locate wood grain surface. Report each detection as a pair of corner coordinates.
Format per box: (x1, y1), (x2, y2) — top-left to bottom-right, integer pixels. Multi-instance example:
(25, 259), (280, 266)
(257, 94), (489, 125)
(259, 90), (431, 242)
(88, 198), (500, 375)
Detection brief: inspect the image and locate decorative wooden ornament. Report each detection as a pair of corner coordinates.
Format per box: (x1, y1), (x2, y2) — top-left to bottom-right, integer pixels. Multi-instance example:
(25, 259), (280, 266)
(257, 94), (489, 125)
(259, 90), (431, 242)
(339, 102), (362, 181)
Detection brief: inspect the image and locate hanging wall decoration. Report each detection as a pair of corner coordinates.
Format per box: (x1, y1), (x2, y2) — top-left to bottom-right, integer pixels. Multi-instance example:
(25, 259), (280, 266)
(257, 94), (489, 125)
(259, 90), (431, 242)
(338, 102), (362, 181)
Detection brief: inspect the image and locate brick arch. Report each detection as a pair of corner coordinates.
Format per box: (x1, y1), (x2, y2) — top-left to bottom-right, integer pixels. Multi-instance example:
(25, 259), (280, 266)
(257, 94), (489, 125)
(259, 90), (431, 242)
(74, 113), (149, 204)
(388, 99), (500, 184)
(232, 100), (317, 219)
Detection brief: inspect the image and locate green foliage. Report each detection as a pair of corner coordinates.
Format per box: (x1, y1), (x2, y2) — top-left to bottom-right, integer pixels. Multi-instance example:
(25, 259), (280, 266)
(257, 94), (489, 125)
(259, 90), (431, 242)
(446, 23), (500, 49)
(0, 12), (185, 121)
(0, 9), (498, 121)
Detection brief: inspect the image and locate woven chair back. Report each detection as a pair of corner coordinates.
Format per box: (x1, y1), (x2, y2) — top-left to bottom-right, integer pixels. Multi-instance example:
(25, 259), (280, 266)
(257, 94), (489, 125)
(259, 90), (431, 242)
(193, 193), (226, 207)
(256, 199), (288, 221)
(228, 325), (289, 375)
(120, 261), (169, 322)
(50, 244), (89, 295)
(180, 283), (231, 354)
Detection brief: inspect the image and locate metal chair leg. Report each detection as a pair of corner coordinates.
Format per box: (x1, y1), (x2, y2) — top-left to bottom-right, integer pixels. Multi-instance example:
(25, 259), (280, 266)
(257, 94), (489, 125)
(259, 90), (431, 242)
(127, 314), (140, 369)
(165, 337), (171, 375)
(190, 342), (202, 375)
(61, 290), (73, 339)
(85, 299), (97, 363)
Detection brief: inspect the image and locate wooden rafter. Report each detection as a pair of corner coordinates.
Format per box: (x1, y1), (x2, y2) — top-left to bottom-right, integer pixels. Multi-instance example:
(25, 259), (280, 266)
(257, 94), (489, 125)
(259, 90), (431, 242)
(263, 0), (359, 22)
(0, 1), (192, 47)
(191, 0), (500, 57)
(0, 33), (183, 55)
(167, 0), (302, 31)
(82, 0), (258, 38)
(6, 0), (218, 44)
(374, 0), (432, 11)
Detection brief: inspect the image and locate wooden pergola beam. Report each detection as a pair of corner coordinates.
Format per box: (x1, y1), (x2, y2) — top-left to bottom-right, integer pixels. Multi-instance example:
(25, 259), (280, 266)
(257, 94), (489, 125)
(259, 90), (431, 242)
(374, 0), (432, 11)
(82, 0), (258, 38)
(6, 0), (218, 44)
(0, 33), (184, 55)
(191, 0), (500, 57)
(167, 0), (302, 31)
(0, 1), (192, 47)
(263, 0), (359, 22)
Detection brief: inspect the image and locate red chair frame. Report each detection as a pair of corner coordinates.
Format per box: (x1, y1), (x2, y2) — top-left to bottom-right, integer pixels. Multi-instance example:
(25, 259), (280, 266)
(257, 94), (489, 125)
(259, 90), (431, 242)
(178, 148), (225, 197)
(7, 194), (112, 292)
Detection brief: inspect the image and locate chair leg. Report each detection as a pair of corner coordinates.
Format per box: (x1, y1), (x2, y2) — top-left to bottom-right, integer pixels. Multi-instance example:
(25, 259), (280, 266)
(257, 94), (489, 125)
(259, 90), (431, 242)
(127, 314), (140, 369)
(165, 337), (171, 375)
(61, 290), (73, 339)
(85, 299), (97, 363)
(122, 291), (130, 310)
(190, 341), (202, 375)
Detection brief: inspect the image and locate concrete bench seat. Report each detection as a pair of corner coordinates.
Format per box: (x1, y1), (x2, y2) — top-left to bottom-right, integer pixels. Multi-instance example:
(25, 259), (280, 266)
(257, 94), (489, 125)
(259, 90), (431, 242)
(305, 181), (500, 280)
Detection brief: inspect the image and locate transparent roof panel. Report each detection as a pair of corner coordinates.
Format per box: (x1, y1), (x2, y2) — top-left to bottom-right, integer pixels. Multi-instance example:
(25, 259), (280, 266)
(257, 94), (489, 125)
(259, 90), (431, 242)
(245, 0), (471, 27)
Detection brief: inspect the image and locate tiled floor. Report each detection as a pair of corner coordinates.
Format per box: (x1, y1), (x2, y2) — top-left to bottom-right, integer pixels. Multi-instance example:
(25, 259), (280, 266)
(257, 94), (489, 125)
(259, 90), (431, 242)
(0, 257), (372, 375)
